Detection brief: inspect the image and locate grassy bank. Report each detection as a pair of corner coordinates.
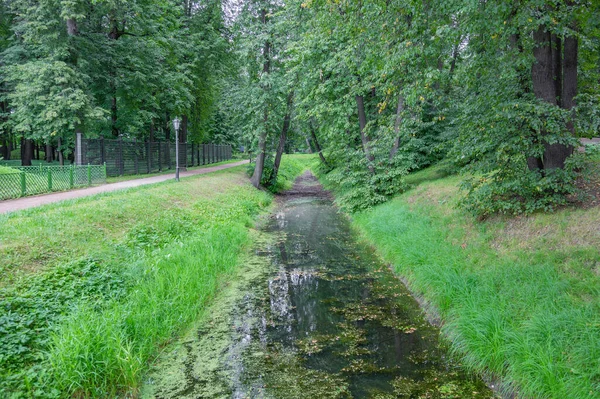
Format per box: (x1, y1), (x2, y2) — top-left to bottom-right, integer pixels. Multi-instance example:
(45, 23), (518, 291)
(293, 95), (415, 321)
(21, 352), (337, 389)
(322, 164), (600, 398)
(0, 166), (273, 397)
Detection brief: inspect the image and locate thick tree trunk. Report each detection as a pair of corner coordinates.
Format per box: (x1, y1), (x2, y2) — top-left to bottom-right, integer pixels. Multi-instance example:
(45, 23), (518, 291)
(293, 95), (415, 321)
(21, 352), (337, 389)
(389, 94), (405, 160)
(46, 141), (53, 163)
(270, 92), (294, 185)
(251, 126), (267, 188)
(531, 25), (577, 171)
(250, 9), (270, 189)
(21, 139), (33, 166)
(356, 95), (375, 174)
(530, 26), (556, 171)
(309, 122), (329, 168)
(111, 95), (118, 137)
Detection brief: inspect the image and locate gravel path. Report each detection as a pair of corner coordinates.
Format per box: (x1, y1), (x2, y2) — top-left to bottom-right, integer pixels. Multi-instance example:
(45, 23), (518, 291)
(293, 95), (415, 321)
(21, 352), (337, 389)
(0, 160), (249, 215)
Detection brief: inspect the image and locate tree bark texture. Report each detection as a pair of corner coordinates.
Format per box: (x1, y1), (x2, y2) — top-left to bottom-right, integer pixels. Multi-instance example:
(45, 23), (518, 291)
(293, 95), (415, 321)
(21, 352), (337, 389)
(21, 138), (33, 166)
(270, 91), (294, 185)
(356, 95), (375, 174)
(389, 94), (405, 160)
(309, 122), (329, 168)
(530, 24), (577, 171)
(251, 9), (270, 189)
(46, 141), (53, 163)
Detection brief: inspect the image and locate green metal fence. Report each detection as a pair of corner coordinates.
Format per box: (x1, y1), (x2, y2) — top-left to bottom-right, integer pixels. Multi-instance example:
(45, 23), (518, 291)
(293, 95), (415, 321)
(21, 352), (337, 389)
(0, 164), (107, 200)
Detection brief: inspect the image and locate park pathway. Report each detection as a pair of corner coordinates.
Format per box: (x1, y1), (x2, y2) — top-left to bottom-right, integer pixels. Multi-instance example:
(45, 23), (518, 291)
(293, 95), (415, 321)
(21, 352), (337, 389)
(0, 160), (249, 214)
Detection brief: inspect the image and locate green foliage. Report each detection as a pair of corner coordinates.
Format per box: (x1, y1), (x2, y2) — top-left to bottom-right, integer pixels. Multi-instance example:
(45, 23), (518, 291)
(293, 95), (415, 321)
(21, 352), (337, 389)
(0, 165), (17, 174)
(0, 258), (128, 396)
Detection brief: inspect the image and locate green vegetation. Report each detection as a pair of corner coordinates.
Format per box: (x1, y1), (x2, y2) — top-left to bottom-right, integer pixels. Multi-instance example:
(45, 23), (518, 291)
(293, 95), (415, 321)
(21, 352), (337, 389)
(331, 166), (600, 399)
(249, 153), (314, 192)
(0, 165), (18, 174)
(0, 167), (273, 397)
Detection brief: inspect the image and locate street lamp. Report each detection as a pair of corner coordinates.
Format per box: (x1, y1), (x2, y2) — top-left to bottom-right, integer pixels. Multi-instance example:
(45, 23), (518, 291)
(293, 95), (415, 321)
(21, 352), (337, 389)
(172, 117), (181, 181)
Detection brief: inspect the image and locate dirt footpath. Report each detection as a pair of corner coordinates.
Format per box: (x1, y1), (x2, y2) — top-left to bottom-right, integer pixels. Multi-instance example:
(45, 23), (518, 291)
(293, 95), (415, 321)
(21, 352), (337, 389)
(0, 160), (249, 215)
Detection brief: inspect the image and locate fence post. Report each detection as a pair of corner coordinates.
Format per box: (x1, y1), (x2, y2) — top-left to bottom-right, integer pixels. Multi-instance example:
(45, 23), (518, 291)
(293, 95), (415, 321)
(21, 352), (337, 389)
(20, 171), (26, 196)
(87, 164), (91, 186)
(76, 132), (83, 165)
(118, 136), (124, 176)
(104, 162), (107, 181)
(191, 143), (195, 166)
(134, 139), (139, 175)
(69, 165), (74, 188)
(100, 137), (106, 164)
(47, 167), (52, 191)
(147, 141), (151, 173)
(158, 142), (162, 171)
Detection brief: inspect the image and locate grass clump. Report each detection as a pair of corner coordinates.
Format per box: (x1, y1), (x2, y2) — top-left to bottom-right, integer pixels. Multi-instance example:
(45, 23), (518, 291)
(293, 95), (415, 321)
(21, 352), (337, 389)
(347, 166), (600, 399)
(0, 165), (19, 174)
(0, 167), (275, 397)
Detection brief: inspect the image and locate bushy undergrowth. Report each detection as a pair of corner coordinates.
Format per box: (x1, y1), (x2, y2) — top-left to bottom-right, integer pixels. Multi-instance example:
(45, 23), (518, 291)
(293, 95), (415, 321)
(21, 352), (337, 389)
(247, 153), (312, 193)
(0, 168), (274, 397)
(350, 170), (600, 399)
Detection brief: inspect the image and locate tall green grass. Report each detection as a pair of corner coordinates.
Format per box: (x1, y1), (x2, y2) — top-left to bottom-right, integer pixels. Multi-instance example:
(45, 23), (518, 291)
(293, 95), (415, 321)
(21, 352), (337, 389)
(351, 177), (600, 398)
(49, 225), (248, 396)
(0, 167), (275, 397)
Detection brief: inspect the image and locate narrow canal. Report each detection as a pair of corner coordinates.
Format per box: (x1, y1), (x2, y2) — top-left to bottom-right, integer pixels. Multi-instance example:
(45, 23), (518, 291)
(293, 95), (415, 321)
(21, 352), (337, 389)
(143, 173), (496, 399)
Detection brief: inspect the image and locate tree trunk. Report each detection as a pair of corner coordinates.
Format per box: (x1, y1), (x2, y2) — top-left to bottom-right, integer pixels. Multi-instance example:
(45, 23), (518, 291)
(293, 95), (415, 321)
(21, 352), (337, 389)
(530, 24), (577, 171)
(111, 94), (118, 137)
(251, 125), (267, 188)
(305, 137), (313, 153)
(250, 9), (270, 189)
(270, 92), (294, 185)
(58, 137), (64, 165)
(46, 141), (53, 163)
(6, 135), (11, 160)
(309, 122), (329, 168)
(530, 26), (556, 171)
(22, 139), (33, 166)
(389, 94), (405, 160)
(356, 95), (374, 174)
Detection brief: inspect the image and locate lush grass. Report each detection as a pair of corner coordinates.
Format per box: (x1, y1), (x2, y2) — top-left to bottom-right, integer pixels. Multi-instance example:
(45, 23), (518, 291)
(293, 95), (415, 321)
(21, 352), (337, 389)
(336, 167), (600, 399)
(0, 166), (275, 397)
(0, 166), (19, 175)
(271, 153), (315, 192)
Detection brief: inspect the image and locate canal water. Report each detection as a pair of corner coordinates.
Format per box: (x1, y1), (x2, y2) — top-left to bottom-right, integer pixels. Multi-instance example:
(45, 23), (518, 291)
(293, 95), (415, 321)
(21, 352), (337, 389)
(143, 173), (495, 399)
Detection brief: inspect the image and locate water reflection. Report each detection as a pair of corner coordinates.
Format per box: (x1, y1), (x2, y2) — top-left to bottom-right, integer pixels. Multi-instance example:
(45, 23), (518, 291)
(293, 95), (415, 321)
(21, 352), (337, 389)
(226, 176), (495, 398)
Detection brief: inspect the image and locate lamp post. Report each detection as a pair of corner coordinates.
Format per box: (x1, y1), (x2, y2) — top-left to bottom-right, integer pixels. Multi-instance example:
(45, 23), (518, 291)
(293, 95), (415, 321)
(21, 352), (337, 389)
(173, 117), (181, 181)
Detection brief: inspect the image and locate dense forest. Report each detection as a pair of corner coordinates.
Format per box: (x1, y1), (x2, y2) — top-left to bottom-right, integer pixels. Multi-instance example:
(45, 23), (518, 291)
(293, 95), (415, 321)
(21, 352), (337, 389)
(1, 0), (599, 215)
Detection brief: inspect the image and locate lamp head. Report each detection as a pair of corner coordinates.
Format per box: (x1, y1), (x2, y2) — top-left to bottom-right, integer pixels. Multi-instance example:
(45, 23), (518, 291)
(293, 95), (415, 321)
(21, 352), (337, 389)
(172, 117), (181, 131)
